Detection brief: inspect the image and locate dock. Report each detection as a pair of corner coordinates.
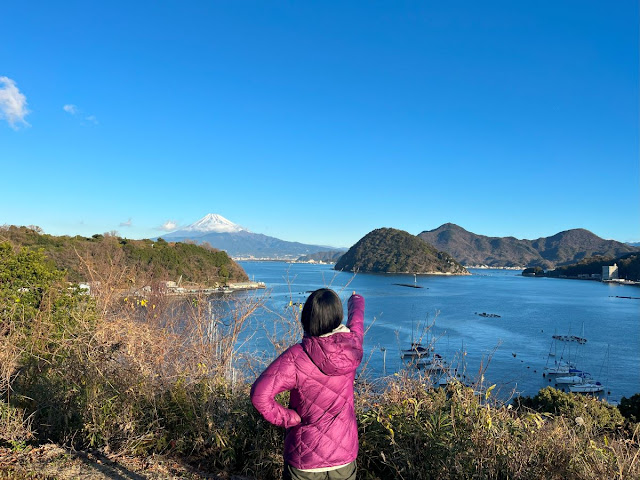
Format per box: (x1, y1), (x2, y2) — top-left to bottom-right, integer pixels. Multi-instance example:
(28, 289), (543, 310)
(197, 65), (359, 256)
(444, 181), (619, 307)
(164, 281), (266, 296)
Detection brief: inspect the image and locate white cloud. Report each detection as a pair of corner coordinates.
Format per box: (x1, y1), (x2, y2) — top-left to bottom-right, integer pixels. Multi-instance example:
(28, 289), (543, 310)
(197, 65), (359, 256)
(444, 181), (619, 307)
(63, 104), (98, 125)
(0, 76), (30, 129)
(63, 104), (78, 115)
(158, 220), (178, 231)
(119, 218), (133, 227)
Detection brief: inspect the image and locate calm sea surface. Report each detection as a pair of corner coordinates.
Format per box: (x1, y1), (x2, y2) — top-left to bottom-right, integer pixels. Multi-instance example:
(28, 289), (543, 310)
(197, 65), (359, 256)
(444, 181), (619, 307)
(236, 261), (640, 402)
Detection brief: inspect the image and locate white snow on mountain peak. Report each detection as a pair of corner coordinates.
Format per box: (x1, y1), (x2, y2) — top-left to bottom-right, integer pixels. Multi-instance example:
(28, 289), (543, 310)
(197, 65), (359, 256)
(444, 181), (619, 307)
(183, 214), (248, 233)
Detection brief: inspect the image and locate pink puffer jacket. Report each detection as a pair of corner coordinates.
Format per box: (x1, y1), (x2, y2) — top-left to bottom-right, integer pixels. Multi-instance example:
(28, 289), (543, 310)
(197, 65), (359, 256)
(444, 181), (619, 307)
(250, 294), (364, 470)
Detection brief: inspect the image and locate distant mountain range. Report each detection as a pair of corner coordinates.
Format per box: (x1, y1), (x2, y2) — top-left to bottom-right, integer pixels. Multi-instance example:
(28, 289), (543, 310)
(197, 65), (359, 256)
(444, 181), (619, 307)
(335, 228), (468, 275)
(158, 215), (636, 267)
(418, 223), (639, 269)
(161, 214), (341, 259)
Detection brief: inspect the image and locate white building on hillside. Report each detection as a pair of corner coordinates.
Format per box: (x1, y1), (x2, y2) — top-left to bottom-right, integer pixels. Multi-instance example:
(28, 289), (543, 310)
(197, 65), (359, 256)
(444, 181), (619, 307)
(602, 263), (619, 281)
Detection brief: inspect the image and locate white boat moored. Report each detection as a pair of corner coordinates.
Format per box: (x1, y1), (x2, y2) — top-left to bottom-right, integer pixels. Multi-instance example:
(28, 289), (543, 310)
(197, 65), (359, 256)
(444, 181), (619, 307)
(569, 381), (604, 393)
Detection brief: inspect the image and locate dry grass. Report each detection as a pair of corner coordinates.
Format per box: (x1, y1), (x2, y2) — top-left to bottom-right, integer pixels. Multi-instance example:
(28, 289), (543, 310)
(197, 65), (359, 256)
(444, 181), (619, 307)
(1, 243), (639, 479)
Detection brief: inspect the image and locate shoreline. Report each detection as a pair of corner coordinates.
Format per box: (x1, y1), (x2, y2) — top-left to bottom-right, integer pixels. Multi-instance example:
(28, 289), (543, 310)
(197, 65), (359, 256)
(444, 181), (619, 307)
(466, 265), (524, 270)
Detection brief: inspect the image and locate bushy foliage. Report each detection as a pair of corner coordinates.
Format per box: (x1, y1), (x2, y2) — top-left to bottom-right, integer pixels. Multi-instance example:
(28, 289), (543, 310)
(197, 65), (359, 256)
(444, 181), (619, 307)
(354, 379), (638, 480)
(0, 225), (247, 286)
(619, 394), (640, 423)
(514, 387), (624, 434)
(0, 242), (61, 323)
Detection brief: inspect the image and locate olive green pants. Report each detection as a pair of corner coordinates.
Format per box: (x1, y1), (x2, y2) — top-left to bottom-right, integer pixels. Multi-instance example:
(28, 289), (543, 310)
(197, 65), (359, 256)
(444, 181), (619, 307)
(283, 461), (357, 480)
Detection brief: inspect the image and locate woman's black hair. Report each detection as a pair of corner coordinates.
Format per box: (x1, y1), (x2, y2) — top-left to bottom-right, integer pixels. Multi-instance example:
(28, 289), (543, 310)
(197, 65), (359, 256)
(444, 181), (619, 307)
(300, 288), (343, 337)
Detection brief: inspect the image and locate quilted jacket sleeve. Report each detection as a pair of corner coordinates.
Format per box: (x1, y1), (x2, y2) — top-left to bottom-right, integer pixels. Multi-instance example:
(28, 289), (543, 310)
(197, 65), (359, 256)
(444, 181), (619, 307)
(347, 294), (365, 344)
(250, 348), (302, 428)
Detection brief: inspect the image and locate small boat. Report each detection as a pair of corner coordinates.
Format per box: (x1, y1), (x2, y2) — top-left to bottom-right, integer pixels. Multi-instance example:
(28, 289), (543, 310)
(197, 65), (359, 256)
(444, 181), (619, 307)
(544, 360), (576, 375)
(555, 370), (592, 385)
(552, 334), (587, 345)
(400, 342), (432, 359)
(551, 322), (588, 344)
(569, 344), (609, 395)
(569, 381), (604, 393)
(401, 311), (434, 360)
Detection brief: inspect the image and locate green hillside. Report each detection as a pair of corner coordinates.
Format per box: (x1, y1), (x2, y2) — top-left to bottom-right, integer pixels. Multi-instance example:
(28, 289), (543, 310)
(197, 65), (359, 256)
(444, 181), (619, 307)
(0, 225), (247, 285)
(335, 227), (468, 274)
(548, 253), (640, 281)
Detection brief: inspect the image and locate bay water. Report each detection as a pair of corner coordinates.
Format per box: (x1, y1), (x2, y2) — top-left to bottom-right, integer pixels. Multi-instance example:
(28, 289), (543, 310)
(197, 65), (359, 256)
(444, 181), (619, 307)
(237, 261), (640, 402)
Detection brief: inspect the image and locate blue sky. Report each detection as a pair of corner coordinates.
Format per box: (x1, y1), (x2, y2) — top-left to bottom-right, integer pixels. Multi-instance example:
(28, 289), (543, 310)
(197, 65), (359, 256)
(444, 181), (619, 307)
(1, 1), (638, 248)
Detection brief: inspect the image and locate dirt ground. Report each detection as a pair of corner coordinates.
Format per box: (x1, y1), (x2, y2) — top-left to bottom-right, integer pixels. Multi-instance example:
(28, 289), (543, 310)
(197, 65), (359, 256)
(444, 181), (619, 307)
(0, 444), (256, 480)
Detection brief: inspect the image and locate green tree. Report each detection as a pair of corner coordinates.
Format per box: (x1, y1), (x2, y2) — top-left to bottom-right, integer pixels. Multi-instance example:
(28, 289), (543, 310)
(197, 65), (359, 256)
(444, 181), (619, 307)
(516, 387), (623, 433)
(0, 243), (62, 328)
(619, 394), (640, 423)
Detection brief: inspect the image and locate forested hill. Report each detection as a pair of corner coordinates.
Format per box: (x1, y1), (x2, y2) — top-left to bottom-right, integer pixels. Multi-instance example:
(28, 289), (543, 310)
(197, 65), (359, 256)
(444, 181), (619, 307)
(418, 224), (638, 269)
(547, 253), (640, 281)
(0, 225), (248, 286)
(335, 228), (468, 274)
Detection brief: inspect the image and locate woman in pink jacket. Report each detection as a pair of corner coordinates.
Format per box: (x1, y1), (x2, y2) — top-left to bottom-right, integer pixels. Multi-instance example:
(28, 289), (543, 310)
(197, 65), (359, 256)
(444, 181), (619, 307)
(250, 288), (364, 480)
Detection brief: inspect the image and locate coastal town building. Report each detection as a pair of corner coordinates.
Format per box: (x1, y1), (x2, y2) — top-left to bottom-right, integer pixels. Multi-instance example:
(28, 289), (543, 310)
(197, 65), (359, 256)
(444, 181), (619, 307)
(602, 264), (619, 281)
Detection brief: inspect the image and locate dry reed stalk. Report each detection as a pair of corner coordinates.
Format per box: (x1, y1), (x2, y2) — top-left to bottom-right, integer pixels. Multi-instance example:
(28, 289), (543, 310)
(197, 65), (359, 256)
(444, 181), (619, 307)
(263, 267), (358, 358)
(0, 324), (33, 443)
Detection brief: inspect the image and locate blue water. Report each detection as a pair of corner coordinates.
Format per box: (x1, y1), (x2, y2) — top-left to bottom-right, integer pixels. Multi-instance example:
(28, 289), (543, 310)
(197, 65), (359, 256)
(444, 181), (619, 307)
(237, 261), (640, 402)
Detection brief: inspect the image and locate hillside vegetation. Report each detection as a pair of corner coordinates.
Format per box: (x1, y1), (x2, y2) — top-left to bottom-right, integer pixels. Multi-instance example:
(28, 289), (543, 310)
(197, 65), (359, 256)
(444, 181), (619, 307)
(548, 252), (640, 281)
(419, 223), (638, 268)
(0, 225), (247, 285)
(335, 228), (468, 274)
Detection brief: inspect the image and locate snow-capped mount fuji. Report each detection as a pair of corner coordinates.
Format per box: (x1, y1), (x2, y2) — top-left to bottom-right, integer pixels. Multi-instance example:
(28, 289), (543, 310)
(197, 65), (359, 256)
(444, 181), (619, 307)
(160, 214), (344, 260)
(181, 214), (248, 233)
